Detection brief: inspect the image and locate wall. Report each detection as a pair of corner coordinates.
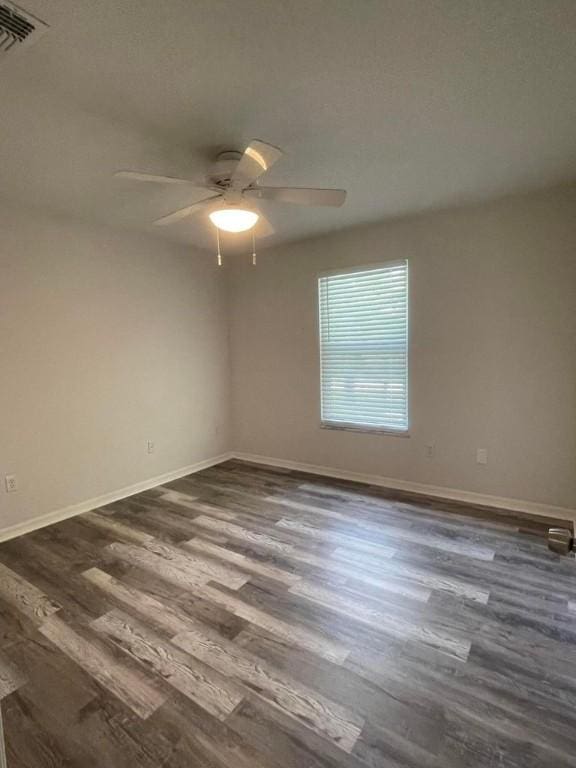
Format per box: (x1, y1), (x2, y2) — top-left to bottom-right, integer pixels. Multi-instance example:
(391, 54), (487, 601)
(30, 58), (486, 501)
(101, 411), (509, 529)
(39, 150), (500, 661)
(229, 186), (576, 513)
(0, 202), (230, 533)
(2, 186), (575, 533)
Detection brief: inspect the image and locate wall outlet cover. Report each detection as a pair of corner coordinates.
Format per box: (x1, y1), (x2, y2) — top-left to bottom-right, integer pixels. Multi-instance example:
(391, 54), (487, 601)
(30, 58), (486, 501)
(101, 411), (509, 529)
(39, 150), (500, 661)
(4, 475), (17, 492)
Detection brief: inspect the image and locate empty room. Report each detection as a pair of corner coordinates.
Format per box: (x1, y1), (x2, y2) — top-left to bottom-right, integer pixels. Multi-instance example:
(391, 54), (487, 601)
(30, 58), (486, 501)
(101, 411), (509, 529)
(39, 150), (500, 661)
(1, 1), (576, 766)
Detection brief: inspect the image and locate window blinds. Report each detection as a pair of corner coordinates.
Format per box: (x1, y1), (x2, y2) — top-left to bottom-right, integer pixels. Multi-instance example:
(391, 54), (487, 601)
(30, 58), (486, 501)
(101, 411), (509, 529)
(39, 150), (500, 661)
(318, 261), (409, 432)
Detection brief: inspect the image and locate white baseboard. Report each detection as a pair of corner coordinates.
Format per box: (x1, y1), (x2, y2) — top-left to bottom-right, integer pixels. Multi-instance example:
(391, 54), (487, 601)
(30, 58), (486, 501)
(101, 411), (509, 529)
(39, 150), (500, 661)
(0, 452), (233, 544)
(1, 449), (573, 544)
(232, 451), (576, 525)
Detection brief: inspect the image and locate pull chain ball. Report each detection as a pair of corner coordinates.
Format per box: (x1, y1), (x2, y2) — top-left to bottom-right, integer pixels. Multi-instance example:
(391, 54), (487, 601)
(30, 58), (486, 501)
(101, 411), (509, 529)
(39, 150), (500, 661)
(216, 228), (222, 266)
(215, 228), (258, 267)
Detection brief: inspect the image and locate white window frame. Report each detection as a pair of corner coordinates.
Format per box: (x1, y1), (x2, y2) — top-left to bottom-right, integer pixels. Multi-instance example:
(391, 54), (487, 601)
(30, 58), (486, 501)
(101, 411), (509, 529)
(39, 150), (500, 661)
(317, 260), (410, 436)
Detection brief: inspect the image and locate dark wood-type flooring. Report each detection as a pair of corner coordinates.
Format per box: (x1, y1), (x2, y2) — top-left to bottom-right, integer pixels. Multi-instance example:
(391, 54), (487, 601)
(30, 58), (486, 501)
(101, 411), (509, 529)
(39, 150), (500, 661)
(0, 459), (575, 767)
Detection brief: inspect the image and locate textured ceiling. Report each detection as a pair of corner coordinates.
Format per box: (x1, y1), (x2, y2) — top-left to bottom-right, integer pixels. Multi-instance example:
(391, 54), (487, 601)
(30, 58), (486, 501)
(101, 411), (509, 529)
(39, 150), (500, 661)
(1, 0), (576, 253)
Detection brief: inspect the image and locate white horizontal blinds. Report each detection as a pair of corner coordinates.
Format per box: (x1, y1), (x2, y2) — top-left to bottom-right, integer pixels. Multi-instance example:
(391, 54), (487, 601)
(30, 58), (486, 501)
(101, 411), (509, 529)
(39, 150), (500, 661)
(319, 261), (409, 431)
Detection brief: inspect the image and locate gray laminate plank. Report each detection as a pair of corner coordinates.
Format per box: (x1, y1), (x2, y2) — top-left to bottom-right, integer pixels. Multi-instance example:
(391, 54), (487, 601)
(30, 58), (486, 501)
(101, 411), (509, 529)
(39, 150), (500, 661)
(182, 537), (301, 586)
(191, 516), (296, 554)
(346, 640), (576, 758)
(151, 694), (280, 768)
(235, 626), (446, 753)
(308, 555), (432, 603)
(332, 547), (490, 604)
(131, 507), (209, 542)
(91, 609), (244, 720)
(155, 487), (199, 508)
(0, 650), (25, 700)
(196, 527), (428, 602)
(282, 491), (537, 559)
(97, 562), (248, 639)
(353, 717), (443, 768)
(162, 498), (240, 522)
(105, 542), (210, 590)
(0, 561), (61, 624)
(439, 706), (575, 768)
(227, 695), (367, 768)
(39, 615), (166, 719)
(2, 692), (81, 768)
(196, 583), (350, 664)
(142, 539), (249, 589)
(277, 516), (495, 562)
(6, 683), (174, 768)
(296, 482), (522, 533)
(81, 511), (155, 544)
(172, 622), (363, 752)
(83, 567), (197, 635)
(3, 634), (97, 723)
(289, 580), (471, 661)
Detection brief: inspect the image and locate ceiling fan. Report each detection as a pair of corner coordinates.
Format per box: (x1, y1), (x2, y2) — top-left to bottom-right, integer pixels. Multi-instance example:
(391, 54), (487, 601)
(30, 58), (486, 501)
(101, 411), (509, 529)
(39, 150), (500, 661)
(114, 139), (347, 236)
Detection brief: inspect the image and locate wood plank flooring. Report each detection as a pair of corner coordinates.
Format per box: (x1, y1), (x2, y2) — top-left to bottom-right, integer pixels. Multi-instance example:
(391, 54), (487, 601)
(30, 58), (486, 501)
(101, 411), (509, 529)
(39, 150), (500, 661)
(0, 459), (575, 767)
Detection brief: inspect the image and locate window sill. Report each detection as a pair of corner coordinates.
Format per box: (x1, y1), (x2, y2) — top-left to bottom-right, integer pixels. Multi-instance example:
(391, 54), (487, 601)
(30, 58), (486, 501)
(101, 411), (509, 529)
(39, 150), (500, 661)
(320, 422), (410, 437)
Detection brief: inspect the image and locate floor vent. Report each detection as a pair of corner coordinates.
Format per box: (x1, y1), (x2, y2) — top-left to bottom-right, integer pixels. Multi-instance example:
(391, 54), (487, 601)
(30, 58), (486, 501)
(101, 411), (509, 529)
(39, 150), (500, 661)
(0, 1), (48, 58)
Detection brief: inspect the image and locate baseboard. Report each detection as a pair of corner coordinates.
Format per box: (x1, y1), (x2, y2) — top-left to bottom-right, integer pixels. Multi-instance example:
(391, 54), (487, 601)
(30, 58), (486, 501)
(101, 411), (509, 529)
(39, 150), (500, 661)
(231, 451), (576, 525)
(2, 449), (573, 544)
(0, 452), (234, 544)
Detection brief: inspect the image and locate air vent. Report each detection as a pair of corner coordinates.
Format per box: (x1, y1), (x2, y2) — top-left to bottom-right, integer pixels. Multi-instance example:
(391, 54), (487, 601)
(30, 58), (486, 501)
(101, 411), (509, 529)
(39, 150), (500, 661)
(0, 1), (48, 57)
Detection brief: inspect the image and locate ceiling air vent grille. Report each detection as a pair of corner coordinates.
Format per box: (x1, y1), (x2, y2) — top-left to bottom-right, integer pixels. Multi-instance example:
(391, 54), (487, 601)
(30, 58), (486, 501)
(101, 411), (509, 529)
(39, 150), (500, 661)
(0, 2), (48, 56)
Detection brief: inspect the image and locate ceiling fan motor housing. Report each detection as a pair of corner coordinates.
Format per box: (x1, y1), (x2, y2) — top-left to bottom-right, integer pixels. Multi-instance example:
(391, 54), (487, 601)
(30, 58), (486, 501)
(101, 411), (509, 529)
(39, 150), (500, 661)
(208, 151), (243, 189)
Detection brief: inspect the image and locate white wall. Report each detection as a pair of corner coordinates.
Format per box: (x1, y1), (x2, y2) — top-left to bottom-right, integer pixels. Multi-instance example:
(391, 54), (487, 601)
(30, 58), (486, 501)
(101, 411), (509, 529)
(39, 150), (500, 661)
(2, 186), (575, 533)
(229, 186), (576, 512)
(0, 202), (230, 531)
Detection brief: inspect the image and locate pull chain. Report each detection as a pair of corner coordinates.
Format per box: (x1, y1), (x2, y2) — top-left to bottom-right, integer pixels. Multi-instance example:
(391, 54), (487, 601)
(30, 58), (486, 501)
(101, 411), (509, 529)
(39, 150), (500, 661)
(215, 228), (257, 267)
(216, 228), (222, 266)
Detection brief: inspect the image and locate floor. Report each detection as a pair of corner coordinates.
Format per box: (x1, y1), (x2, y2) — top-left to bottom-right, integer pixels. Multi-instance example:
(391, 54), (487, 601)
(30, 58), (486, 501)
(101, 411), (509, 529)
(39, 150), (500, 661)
(0, 460), (575, 767)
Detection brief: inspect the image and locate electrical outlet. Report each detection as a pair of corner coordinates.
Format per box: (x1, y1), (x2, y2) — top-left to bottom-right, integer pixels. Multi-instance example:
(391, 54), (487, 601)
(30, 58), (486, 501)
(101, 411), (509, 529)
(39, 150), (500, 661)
(4, 475), (17, 493)
(147, 440), (155, 454)
(476, 448), (488, 465)
(425, 444), (434, 458)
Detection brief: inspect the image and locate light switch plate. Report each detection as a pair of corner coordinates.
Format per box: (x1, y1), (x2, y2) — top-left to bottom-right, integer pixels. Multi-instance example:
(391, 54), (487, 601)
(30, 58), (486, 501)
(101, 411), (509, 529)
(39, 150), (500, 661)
(476, 448), (488, 465)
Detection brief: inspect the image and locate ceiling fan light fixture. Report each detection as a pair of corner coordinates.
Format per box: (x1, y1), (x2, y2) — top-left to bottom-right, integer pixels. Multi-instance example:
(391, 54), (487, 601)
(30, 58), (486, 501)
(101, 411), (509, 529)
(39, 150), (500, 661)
(209, 207), (259, 233)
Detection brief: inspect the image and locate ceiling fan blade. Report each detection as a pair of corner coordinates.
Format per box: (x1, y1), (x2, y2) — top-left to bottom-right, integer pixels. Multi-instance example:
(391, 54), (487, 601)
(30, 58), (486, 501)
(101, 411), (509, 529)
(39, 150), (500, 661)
(231, 140), (283, 186)
(115, 170), (205, 186)
(255, 212), (275, 238)
(153, 195), (221, 226)
(246, 186), (346, 207)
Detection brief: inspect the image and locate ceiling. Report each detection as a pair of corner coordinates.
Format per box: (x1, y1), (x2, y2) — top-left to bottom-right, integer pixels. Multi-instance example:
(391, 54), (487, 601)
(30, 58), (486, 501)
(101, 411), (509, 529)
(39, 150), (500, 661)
(2, 0), (576, 253)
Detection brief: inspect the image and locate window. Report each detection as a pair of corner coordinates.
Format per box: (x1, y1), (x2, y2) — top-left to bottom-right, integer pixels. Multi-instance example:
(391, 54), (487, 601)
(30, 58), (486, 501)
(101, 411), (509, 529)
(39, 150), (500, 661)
(318, 261), (409, 433)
